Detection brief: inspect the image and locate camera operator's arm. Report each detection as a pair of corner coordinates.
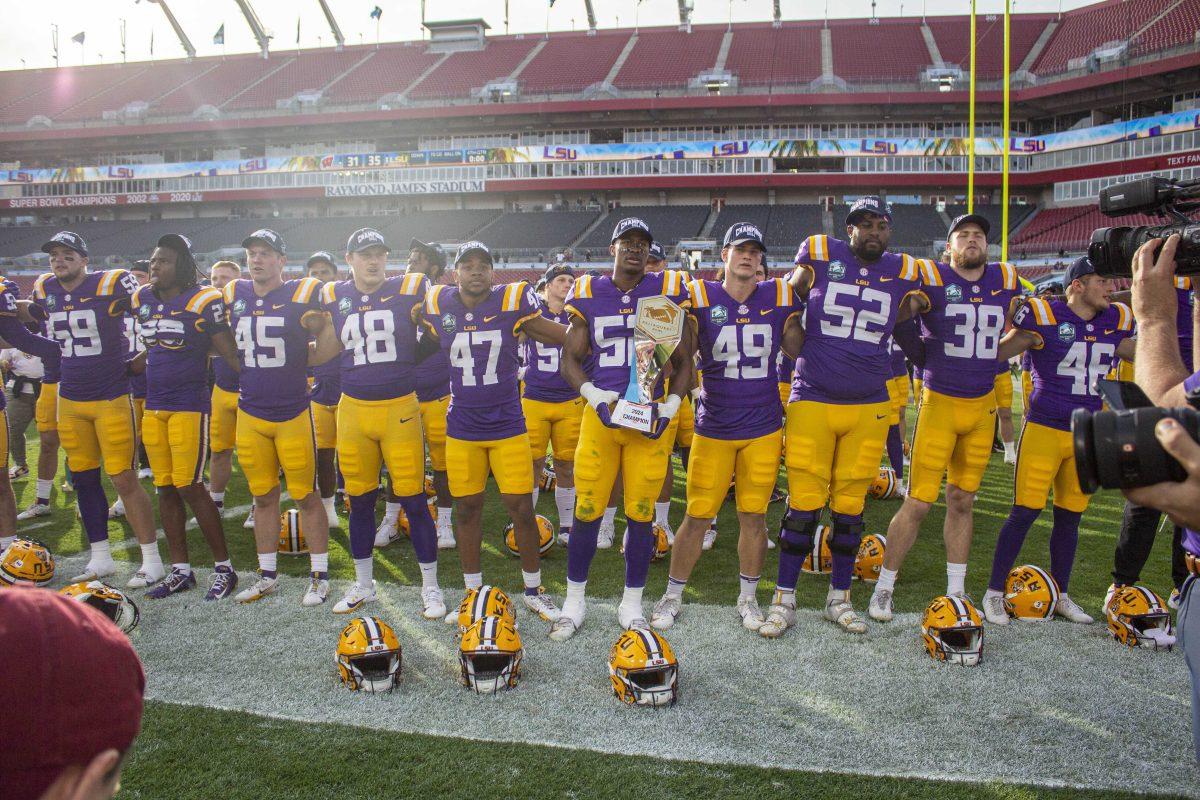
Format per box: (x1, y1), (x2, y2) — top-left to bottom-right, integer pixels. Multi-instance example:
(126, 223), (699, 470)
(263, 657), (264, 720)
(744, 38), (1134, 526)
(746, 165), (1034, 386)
(1132, 235), (1187, 406)
(1125, 418), (1200, 530)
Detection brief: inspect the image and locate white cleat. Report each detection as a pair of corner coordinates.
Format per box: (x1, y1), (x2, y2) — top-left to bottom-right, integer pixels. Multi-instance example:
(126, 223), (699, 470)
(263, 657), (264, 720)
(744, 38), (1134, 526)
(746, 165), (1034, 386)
(558, 527), (570, 546)
(374, 517), (400, 548)
(243, 509), (255, 530)
(982, 592), (1009, 625)
(868, 587), (894, 622)
(522, 588), (560, 622)
(138, 467), (154, 480)
(1054, 594), (1094, 624)
(436, 522), (456, 550)
(702, 527), (717, 550)
(421, 586), (447, 620)
(107, 498), (126, 519)
(301, 573), (330, 607)
(597, 519), (615, 549)
(650, 595), (682, 630)
(235, 573), (279, 604)
(758, 592), (796, 639)
(825, 591), (867, 634)
(618, 602), (648, 631)
(737, 596), (766, 631)
(549, 602), (585, 641)
(765, 536), (776, 550)
(126, 564), (165, 589)
(17, 503), (51, 521)
(333, 580), (377, 614)
(1003, 454), (1017, 466)
(70, 560), (117, 583)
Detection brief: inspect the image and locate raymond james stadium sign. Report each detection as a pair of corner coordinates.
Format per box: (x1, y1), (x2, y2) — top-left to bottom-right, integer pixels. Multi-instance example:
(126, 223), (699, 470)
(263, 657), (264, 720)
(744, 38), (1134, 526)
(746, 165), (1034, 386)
(325, 180), (485, 197)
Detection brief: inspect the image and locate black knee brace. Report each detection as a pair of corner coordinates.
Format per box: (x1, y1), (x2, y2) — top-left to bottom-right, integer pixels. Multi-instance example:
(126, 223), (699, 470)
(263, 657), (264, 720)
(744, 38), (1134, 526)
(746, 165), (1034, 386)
(829, 516), (865, 556)
(779, 514), (818, 556)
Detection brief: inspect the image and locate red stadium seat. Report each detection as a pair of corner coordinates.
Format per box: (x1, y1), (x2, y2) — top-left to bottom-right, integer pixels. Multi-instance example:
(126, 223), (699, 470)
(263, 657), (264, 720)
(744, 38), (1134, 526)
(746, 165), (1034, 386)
(408, 39), (539, 100)
(322, 45), (441, 104)
(828, 18), (930, 83)
(724, 23), (824, 88)
(611, 27), (726, 90)
(926, 16), (1052, 79)
(1033, 0), (1174, 74)
(517, 32), (632, 94)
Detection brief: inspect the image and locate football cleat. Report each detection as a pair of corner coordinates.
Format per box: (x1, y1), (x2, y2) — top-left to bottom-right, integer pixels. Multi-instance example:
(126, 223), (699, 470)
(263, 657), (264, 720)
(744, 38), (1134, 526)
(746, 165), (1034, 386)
(334, 580), (378, 614)
(618, 602), (648, 631)
(302, 573), (330, 606)
(243, 508), (255, 529)
(981, 592), (1009, 625)
(59, 581), (140, 633)
(144, 567), (196, 599)
(609, 628), (679, 706)
(137, 467), (154, 480)
(1004, 564), (1059, 621)
(597, 517), (615, 549)
(853, 533), (888, 582)
(205, 565), (238, 601)
(758, 591), (796, 639)
(657, 520), (675, 546)
(454, 585), (516, 633)
(702, 525), (717, 550)
(1053, 594), (1094, 624)
(503, 515), (555, 557)
(436, 521), (457, 550)
(558, 527), (571, 546)
(1167, 587), (1181, 610)
(126, 564), (165, 590)
(869, 466), (899, 500)
(0, 537), (54, 586)
(736, 596), (765, 631)
(522, 587), (560, 622)
(235, 571), (279, 604)
(374, 516), (400, 548)
(420, 586), (447, 620)
(279, 509), (309, 554)
(868, 587), (894, 622)
(801, 524), (833, 574)
(107, 498), (126, 519)
(650, 595), (682, 630)
(69, 559), (117, 584)
(459, 615), (524, 693)
(921, 594), (984, 666)
(16, 502), (51, 521)
(336, 616), (401, 693)
(825, 590), (867, 634)
(1106, 585), (1175, 650)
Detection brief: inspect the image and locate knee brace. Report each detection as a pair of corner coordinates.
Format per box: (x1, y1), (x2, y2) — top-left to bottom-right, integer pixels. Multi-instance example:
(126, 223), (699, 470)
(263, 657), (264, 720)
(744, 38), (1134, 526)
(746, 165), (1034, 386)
(779, 512), (819, 556)
(829, 513), (864, 556)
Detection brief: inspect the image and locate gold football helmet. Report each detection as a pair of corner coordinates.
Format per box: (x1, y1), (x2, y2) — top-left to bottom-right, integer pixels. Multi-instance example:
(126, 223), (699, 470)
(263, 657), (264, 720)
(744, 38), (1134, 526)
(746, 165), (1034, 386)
(869, 466), (898, 500)
(459, 615), (524, 693)
(336, 616), (402, 693)
(503, 515), (556, 557)
(278, 508), (308, 554)
(1004, 564), (1059, 621)
(921, 595), (983, 666)
(539, 468), (557, 492)
(853, 533), (887, 582)
(424, 473), (437, 497)
(609, 628), (679, 706)
(1106, 585), (1175, 651)
(397, 498), (438, 537)
(59, 581), (140, 633)
(801, 524), (832, 574)
(618, 523), (672, 561)
(0, 538), (54, 586)
(455, 585), (516, 634)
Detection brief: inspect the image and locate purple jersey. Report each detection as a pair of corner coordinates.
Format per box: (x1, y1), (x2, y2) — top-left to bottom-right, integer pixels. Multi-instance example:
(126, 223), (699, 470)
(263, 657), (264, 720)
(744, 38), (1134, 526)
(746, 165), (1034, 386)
(33, 270), (138, 402)
(888, 331), (908, 378)
(224, 277), (322, 423)
(790, 236), (925, 404)
(564, 270), (691, 398)
(309, 360), (341, 406)
(1014, 296), (1134, 431)
(123, 316), (147, 399)
(212, 355), (239, 392)
(918, 261), (1022, 399)
(688, 278), (801, 439)
(321, 273), (427, 402)
(423, 281), (540, 441)
(776, 351), (795, 385)
(522, 306), (576, 403)
(132, 284), (228, 413)
(1175, 277), (1194, 370)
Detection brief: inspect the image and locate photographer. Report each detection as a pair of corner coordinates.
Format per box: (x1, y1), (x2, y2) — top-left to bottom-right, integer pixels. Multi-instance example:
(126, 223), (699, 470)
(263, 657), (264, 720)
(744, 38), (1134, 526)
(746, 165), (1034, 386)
(1125, 233), (1199, 763)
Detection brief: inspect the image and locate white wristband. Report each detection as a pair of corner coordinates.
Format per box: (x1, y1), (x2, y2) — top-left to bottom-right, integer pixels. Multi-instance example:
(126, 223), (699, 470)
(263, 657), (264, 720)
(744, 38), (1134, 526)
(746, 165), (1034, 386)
(659, 394), (682, 420)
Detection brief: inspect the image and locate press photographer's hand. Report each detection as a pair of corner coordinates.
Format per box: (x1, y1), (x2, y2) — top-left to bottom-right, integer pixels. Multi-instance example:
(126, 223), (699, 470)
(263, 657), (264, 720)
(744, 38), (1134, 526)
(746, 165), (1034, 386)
(1130, 233), (1181, 327)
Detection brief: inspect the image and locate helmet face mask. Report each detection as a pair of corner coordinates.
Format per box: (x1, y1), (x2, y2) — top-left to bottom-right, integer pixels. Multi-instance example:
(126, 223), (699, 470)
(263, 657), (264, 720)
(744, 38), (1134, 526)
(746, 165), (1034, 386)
(922, 595), (984, 667)
(615, 664), (679, 707)
(59, 581), (139, 633)
(336, 617), (402, 693)
(341, 651), (401, 693)
(1106, 586), (1175, 651)
(936, 626), (983, 665)
(459, 616), (524, 693)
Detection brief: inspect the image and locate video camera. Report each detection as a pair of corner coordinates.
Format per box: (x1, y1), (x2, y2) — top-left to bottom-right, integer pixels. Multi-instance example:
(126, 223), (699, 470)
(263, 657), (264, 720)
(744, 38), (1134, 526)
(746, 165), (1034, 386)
(1088, 177), (1200, 277)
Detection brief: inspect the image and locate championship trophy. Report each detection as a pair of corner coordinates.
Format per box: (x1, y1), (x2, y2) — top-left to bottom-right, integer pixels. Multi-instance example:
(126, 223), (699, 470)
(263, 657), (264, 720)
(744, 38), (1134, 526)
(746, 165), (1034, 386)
(612, 295), (684, 431)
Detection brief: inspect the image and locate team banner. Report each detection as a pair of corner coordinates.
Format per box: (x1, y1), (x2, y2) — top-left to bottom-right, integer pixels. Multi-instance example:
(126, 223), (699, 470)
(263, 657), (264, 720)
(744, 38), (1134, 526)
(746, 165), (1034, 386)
(2, 109), (1196, 186)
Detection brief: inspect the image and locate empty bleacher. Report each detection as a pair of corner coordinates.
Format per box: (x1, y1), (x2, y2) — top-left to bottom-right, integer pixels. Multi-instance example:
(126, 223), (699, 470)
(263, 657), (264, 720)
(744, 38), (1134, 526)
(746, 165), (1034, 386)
(225, 49), (367, 110)
(577, 205), (710, 249)
(322, 45), (441, 104)
(709, 205), (773, 242)
(58, 60), (216, 121)
(767, 206), (826, 252)
(473, 210), (599, 250)
(943, 204), (1037, 237)
(1012, 205), (1159, 253)
(611, 28), (725, 90)
(724, 23), (824, 88)
(1132, 0), (1200, 55)
(1034, 0), (1174, 74)
(0, 63), (152, 124)
(151, 55), (284, 116)
(829, 19), (931, 82)
(518, 32), (631, 94)
(408, 39), (538, 99)
(927, 16), (1052, 79)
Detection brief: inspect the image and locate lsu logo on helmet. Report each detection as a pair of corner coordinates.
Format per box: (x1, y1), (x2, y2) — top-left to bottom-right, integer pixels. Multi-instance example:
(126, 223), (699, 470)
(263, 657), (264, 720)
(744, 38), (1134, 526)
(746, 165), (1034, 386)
(609, 628), (678, 707)
(503, 515), (555, 557)
(278, 509), (308, 554)
(0, 538), (54, 586)
(921, 595), (983, 666)
(1106, 585), (1175, 651)
(618, 523), (671, 561)
(459, 615), (523, 693)
(801, 524), (832, 574)
(59, 581), (140, 633)
(455, 585), (516, 634)
(1004, 564), (1060, 621)
(869, 466), (899, 500)
(539, 467), (557, 492)
(336, 616), (402, 693)
(853, 533), (887, 582)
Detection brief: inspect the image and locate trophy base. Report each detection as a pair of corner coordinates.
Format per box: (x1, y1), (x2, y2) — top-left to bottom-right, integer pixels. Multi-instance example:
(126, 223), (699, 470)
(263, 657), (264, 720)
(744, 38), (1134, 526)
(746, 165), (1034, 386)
(612, 399), (653, 432)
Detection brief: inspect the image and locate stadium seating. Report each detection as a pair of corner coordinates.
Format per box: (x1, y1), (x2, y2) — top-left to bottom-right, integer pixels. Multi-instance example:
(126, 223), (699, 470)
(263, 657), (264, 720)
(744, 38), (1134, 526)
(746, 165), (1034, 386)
(1132, 0), (1200, 55)
(828, 19), (930, 82)
(151, 55), (286, 116)
(1010, 205), (1160, 253)
(408, 39), (539, 99)
(57, 60), (215, 121)
(472, 210), (599, 250)
(723, 23), (824, 88)
(1033, 0), (1173, 74)
(926, 16), (1052, 79)
(611, 27), (725, 90)
(577, 205), (710, 249)
(225, 49), (368, 110)
(0, 63), (153, 125)
(517, 32), (632, 94)
(709, 205), (773, 241)
(322, 45), (442, 104)
(766, 206), (826, 253)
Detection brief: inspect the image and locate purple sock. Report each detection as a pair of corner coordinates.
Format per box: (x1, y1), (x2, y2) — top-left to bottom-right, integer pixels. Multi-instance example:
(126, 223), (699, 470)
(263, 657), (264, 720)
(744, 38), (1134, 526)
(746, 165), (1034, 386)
(623, 519), (655, 589)
(988, 505), (1042, 591)
(829, 511), (863, 592)
(399, 493), (437, 564)
(347, 490), (378, 560)
(73, 468), (109, 545)
(886, 424), (905, 481)
(567, 517), (602, 583)
(1049, 506), (1082, 592)
(777, 508), (819, 592)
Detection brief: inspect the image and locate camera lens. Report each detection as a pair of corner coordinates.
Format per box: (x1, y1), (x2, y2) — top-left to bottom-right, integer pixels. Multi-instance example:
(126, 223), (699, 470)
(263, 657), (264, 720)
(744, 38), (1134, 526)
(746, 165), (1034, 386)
(1073, 407), (1200, 492)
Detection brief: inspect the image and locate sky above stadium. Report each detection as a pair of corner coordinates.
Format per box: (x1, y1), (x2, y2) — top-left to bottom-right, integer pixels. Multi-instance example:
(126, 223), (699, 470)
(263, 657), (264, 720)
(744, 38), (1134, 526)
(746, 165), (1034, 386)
(1, 0), (1102, 71)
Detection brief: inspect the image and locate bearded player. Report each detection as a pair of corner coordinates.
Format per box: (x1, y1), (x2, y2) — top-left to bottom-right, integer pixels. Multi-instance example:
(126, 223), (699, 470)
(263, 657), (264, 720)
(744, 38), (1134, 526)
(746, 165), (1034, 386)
(132, 235), (242, 601)
(309, 228), (446, 619)
(552, 218), (695, 640)
(868, 215), (1022, 621)
(33, 231), (164, 587)
(650, 223), (802, 632)
(761, 198), (929, 637)
(226, 229), (331, 606)
(982, 256), (1135, 625)
(420, 241), (566, 621)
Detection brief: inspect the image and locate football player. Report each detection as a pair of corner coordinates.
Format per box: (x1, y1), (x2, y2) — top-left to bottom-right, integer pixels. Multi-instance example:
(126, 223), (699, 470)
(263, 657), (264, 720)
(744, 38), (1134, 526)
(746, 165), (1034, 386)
(420, 241), (565, 621)
(108, 260), (150, 520)
(33, 231), (164, 587)
(205, 260), (244, 525)
(310, 228), (446, 619)
(868, 215), (1023, 621)
(650, 223), (802, 632)
(380, 239), (456, 549)
(132, 235), (241, 600)
(763, 197), (929, 636)
(225, 229), (331, 606)
(305, 251), (342, 529)
(983, 256), (1135, 625)
(16, 288), (67, 521)
(521, 263), (581, 541)
(552, 218), (695, 640)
